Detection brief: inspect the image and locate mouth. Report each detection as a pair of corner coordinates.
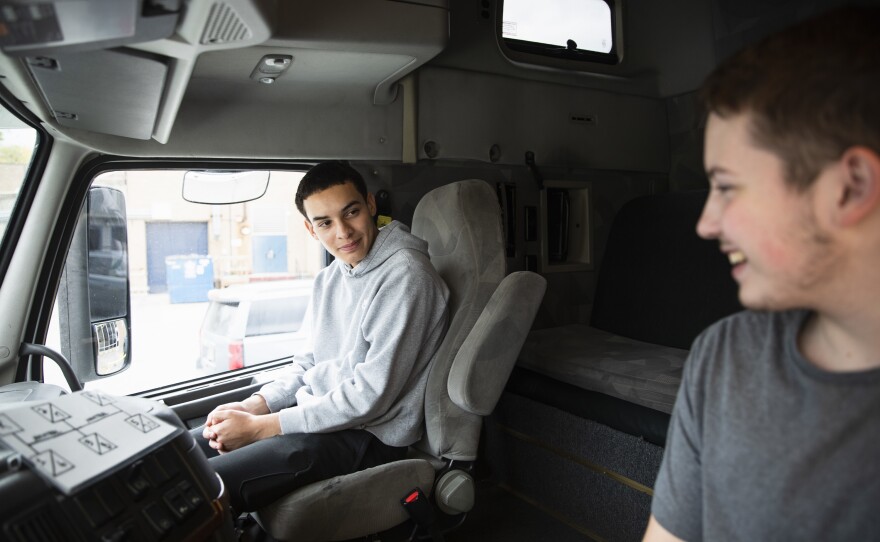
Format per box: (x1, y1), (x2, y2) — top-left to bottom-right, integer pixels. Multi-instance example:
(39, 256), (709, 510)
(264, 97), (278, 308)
(728, 251), (746, 266)
(339, 239), (361, 253)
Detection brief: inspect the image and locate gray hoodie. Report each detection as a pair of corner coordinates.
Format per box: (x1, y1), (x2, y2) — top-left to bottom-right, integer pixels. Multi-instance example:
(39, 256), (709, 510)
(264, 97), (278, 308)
(257, 221), (450, 447)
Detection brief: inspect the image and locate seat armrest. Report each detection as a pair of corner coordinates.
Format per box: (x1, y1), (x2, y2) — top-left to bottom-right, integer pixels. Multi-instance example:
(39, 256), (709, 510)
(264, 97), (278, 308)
(448, 271), (547, 416)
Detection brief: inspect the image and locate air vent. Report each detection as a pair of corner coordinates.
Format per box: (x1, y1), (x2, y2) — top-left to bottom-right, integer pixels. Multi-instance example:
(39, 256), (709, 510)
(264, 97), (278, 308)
(201, 2), (252, 45)
(7, 506), (66, 542)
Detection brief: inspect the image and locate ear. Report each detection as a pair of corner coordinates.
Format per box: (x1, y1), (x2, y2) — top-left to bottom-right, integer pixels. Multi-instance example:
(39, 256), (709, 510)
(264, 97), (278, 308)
(303, 218), (317, 239)
(366, 192), (377, 217)
(836, 147), (880, 227)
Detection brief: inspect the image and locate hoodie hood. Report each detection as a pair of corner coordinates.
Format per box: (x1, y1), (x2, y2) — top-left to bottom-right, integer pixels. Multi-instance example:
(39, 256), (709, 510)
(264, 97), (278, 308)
(341, 220), (428, 277)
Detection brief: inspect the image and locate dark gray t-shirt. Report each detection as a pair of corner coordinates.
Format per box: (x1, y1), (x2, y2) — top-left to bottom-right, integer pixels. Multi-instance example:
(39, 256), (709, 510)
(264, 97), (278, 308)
(652, 310), (880, 541)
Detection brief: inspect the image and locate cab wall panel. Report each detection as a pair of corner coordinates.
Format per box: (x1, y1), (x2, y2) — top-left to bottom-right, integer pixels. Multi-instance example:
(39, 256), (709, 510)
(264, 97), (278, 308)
(418, 67), (670, 172)
(354, 161), (666, 330)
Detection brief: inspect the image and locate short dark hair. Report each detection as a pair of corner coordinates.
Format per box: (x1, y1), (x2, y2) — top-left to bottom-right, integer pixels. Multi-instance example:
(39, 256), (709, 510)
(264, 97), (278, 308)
(295, 162), (369, 219)
(700, 6), (880, 190)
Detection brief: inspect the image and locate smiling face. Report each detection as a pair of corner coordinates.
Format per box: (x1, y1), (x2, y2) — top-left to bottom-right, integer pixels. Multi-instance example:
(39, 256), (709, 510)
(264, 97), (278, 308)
(696, 112), (841, 311)
(302, 181), (378, 267)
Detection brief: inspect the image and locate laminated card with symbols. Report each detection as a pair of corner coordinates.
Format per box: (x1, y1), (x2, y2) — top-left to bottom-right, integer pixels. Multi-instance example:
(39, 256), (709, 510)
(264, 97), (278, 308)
(0, 391), (180, 494)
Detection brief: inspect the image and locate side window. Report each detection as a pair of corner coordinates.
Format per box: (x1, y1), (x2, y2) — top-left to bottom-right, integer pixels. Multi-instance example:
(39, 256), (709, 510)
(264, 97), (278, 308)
(0, 108), (38, 246)
(44, 169), (321, 395)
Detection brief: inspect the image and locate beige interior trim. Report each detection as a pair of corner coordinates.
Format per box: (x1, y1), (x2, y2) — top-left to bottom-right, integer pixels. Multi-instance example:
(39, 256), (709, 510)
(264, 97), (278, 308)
(401, 74), (417, 164)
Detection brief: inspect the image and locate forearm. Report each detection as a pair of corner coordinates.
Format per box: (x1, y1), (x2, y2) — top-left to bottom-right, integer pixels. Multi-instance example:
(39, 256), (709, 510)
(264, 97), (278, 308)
(252, 411), (281, 440)
(244, 393), (271, 415)
(257, 354), (314, 412)
(643, 516), (685, 542)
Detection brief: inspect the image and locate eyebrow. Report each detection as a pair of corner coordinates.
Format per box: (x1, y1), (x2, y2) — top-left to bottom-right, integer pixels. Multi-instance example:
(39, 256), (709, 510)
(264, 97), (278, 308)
(309, 200), (361, 223)
(705, 166), (731, 180)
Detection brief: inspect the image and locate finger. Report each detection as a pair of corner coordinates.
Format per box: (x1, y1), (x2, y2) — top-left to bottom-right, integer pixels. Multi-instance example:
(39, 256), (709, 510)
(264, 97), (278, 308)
(214, 402), (238, 413)
(214, 439), (228, 454)
(210, 410), (228, 425)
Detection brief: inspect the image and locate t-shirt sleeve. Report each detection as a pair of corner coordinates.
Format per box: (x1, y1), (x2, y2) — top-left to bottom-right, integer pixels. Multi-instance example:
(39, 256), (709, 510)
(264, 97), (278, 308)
(651, 332), (707, 541)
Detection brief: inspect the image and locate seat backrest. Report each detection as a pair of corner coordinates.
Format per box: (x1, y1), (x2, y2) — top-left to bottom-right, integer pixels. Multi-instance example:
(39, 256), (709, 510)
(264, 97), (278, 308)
(590, 190), (741, 350)
(411, 179), (506, 460)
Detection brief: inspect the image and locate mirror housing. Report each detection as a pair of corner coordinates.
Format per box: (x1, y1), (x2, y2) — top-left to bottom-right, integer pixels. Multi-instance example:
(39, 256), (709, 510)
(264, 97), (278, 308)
(182, 170), (270, 204)
(58, 187), (132, 382)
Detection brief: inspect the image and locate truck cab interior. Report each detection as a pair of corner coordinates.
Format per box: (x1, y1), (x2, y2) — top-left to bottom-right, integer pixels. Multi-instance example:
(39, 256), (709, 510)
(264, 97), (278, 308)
(0, 1), (869, 541)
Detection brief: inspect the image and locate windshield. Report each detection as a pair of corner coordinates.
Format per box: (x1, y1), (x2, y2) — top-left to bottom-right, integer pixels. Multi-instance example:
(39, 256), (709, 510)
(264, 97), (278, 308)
(44, 168), (321, 394)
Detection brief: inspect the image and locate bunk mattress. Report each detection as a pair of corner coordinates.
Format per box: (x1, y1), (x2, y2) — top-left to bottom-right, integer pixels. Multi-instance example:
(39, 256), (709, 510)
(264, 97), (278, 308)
(517, 324), (688, 415)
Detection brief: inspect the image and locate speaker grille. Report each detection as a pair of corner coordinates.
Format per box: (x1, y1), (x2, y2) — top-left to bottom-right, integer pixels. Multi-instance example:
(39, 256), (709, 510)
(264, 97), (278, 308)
(201, 2), (252, 45)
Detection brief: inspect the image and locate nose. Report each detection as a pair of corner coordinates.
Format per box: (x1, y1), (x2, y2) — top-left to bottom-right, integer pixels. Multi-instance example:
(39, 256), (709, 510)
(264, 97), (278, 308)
(696, 195), (720, 240)
(335, 220), (353, 239)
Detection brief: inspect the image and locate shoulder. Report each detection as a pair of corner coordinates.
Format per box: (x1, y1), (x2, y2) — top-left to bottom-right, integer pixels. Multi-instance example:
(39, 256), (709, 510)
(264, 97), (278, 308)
(685, 309), (805, 385)
(389, 248), (444, 281)
(313, 260), (341, 288)
(378, 249), (448, 297)
(385, 245), (430, 267)
(692, 309), (800, 351)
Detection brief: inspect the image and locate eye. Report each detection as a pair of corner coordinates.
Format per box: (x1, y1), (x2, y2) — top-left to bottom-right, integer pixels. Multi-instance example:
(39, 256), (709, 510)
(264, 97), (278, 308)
(317, 220), (330, 228)
(712, 183), (735, 195)
(345, 208), (359, 218)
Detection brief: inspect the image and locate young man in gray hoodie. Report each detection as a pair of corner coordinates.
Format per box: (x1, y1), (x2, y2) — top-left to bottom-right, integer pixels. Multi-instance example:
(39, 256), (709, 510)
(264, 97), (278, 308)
(197, 162), (450, 513)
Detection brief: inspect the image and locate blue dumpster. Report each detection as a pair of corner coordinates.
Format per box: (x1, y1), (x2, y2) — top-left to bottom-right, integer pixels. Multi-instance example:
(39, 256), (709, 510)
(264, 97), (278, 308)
(165, 255), (214, 303)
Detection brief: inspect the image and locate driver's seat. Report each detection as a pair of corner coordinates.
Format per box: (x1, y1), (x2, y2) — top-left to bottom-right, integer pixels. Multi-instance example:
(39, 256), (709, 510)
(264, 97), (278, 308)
(254, 179), (546, 541)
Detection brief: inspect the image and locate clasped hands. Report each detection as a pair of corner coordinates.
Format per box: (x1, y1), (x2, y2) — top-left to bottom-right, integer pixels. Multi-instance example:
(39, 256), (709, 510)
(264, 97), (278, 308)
(202, 394), (282, 454)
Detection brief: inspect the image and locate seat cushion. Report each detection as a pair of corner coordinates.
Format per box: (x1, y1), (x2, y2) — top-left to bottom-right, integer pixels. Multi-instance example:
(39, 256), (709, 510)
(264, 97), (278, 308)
(518, 324), (688, 414)
(255, 459), (436, 542)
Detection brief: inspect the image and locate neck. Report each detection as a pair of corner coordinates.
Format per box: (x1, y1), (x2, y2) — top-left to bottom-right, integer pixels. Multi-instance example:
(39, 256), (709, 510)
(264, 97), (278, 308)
(799, 306), (880, 372)
(798, 241), (880, 372)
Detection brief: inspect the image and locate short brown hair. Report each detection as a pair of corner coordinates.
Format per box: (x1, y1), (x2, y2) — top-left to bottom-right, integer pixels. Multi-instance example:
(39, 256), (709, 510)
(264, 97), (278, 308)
(700, 6), (880, 190)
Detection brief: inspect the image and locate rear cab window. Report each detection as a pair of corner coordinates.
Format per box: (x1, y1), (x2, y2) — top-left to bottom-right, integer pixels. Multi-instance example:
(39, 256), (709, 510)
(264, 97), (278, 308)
(500, 0), (620, 65)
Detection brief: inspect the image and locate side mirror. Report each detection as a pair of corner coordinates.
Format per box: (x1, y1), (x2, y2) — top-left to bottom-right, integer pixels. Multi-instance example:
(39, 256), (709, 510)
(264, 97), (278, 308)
(58, 187), (131, 382)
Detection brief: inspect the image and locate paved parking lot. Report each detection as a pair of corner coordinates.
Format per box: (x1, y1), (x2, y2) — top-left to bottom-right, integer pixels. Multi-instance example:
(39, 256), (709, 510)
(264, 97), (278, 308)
(45, 293), (212, 395)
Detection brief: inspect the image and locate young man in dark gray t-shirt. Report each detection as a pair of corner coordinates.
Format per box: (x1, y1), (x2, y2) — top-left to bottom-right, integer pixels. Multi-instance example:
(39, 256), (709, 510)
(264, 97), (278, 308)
(645, 7), (880, 541)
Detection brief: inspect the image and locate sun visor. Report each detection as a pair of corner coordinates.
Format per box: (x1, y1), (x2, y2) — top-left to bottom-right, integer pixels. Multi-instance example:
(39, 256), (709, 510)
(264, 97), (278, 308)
(0, 0), (180, 56)
(27, 49), (168, 140)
